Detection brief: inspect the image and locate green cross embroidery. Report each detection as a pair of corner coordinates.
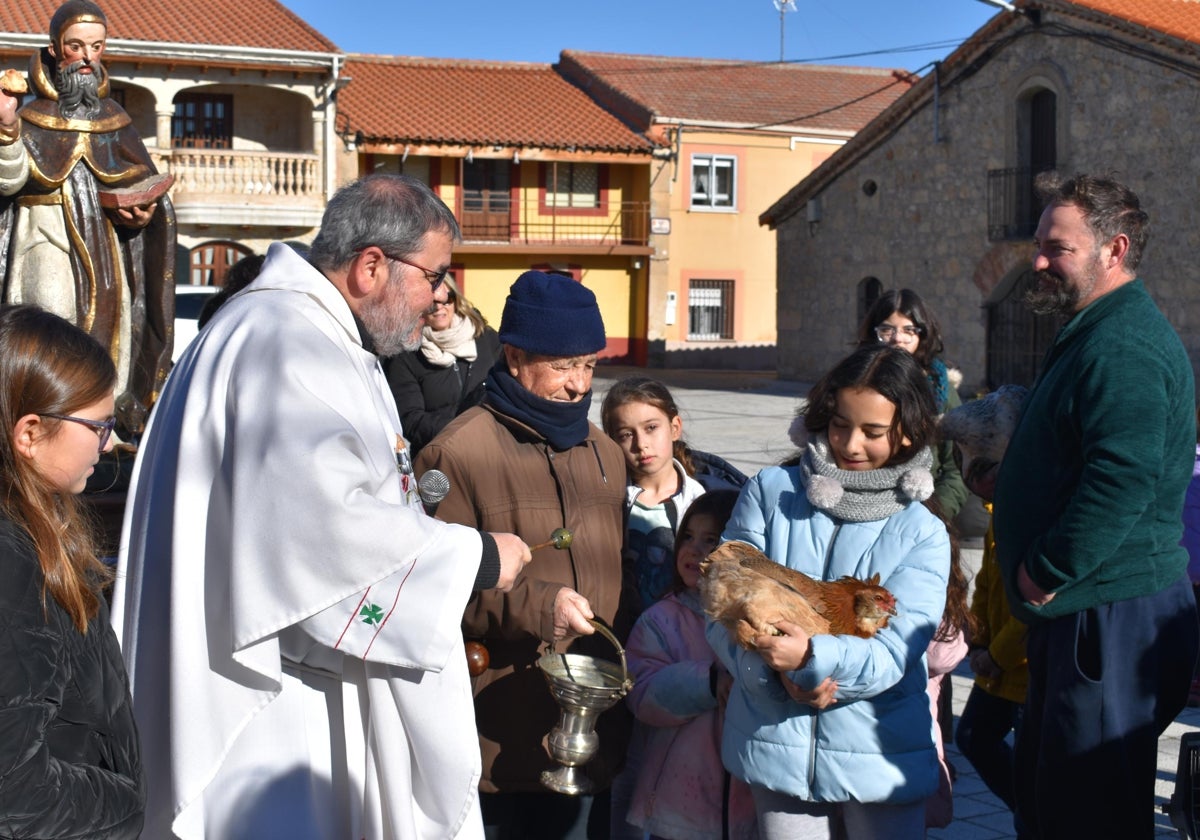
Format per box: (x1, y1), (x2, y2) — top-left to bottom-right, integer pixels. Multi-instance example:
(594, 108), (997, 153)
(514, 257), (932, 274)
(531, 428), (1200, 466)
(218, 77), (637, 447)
(360, 603), (385, 626)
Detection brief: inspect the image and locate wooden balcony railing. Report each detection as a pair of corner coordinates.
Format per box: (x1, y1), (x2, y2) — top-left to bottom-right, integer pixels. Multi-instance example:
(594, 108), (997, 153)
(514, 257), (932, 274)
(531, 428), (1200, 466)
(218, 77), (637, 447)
(459, 197), (651, 247)
(150, 149), (321, 202)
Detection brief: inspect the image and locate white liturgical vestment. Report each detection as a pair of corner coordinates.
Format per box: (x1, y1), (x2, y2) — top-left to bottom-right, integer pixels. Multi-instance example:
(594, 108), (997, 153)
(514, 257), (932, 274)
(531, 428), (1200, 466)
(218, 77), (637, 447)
(112, 243), (485, 839)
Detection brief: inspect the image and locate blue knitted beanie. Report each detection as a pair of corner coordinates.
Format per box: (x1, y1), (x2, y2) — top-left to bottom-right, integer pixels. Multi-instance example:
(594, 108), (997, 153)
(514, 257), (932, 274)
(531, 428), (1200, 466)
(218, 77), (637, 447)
(498, 271), (606, 356)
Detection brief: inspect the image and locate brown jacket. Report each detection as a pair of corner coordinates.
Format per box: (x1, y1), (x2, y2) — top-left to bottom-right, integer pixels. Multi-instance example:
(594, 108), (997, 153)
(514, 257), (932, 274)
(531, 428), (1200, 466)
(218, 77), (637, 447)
(416, 402), (630, 793)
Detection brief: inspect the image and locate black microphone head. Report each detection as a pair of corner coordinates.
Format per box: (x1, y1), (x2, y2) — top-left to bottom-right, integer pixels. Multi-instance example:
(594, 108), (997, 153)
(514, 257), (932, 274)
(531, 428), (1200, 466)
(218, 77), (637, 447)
(418, 469), (451, 506)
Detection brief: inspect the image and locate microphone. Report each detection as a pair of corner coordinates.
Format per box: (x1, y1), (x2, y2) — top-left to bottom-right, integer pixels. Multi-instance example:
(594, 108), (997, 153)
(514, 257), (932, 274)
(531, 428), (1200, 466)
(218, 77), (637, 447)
(418, 469), (450, 517)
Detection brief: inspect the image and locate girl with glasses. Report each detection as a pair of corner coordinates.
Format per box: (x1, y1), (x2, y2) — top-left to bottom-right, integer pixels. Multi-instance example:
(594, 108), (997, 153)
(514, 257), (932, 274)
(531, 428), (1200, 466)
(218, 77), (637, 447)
(0, 305), (143, 837)
(856, 289), (966, 518)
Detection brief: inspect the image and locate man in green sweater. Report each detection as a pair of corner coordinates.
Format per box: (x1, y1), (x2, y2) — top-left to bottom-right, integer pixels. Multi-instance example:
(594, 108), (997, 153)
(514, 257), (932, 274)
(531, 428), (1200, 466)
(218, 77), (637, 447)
(994, 172), (1198, 840)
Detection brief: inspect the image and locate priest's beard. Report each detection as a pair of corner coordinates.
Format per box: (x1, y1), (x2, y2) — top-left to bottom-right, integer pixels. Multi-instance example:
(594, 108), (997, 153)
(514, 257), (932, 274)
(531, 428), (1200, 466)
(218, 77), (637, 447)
(360, 276), (427, 357)
(55, 60), (103, 119)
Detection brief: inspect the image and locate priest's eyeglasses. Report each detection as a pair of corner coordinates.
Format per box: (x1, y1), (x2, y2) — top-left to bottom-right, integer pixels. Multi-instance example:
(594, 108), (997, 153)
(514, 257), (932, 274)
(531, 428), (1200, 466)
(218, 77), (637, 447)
(39, 413), (116, 452)
(376, 250), (448, 294)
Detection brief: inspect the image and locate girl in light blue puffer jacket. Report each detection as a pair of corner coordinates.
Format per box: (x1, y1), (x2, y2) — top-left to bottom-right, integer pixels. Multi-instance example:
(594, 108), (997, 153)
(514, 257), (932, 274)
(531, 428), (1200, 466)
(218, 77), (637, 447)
(706, 345), (952, 840)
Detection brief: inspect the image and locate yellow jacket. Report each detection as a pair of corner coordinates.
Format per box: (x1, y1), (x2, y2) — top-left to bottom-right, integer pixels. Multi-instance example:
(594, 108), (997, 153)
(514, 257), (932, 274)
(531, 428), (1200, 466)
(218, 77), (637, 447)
(969, 505), (1029, 704)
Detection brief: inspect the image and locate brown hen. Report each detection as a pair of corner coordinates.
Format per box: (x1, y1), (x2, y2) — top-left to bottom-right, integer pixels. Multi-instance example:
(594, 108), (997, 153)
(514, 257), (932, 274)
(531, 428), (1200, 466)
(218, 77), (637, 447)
(699, 541), (897, 649)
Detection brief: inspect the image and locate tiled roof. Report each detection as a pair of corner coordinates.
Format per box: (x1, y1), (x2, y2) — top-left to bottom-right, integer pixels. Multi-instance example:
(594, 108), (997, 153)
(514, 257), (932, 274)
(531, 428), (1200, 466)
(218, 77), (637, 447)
(0, 0), (337, 53)
(339, 55), (654, 153)
(559, 51), (914, 135)
(1065, 0), (1200, 45)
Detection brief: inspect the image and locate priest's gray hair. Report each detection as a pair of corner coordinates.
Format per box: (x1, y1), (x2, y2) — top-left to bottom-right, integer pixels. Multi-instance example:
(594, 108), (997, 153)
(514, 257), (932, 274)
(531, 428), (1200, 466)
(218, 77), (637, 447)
(309, 173), (461, 273)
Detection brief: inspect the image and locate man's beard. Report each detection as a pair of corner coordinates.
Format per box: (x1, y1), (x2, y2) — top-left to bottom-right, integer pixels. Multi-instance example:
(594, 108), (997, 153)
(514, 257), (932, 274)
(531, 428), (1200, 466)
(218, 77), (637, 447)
(359, 276), (427, 357)
(1022, 270), (1079, 316)
(55, 60), (103, 119)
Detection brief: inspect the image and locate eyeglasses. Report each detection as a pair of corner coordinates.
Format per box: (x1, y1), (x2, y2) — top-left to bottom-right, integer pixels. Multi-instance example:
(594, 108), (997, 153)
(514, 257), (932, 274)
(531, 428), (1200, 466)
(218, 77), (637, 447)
(874, 324), (923, 342)
(379, 250), (448, 294)
(39, 413), (116, 452)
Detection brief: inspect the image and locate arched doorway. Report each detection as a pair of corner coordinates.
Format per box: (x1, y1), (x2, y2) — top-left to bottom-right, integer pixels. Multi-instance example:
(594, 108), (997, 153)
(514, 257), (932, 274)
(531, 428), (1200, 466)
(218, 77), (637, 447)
(188, 241), (252, 286)
(985, 268), (1060, 388)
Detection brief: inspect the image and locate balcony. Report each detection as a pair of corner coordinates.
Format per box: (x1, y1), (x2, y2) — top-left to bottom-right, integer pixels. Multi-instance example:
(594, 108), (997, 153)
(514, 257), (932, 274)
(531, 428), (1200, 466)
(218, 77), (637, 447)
(458, 194), (651, 252)
(150, 148), (325, 228)
(987, 166), (1053, 241)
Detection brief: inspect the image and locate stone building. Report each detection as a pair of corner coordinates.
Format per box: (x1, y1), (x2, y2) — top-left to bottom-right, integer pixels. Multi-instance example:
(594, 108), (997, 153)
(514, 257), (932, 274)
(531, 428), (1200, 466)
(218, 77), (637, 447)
(761, 0), (1200, 392)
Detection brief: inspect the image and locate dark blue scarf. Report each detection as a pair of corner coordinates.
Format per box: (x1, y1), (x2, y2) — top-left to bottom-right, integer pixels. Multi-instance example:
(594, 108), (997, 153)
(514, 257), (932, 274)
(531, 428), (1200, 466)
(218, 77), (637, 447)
(484, 361), (593, 451)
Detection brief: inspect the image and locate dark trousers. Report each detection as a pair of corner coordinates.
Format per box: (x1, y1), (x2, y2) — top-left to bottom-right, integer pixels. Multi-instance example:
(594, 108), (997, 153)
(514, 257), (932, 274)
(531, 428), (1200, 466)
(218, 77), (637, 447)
(1015, 575), (1199, 840)
(481, 790), (609, 840)
(956, 684), (1022, 811)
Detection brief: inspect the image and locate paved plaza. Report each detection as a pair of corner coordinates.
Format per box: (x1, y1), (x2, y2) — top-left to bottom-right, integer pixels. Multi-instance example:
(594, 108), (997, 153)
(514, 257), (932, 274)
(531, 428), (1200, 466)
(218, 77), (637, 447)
(591, 365), (1199, 840)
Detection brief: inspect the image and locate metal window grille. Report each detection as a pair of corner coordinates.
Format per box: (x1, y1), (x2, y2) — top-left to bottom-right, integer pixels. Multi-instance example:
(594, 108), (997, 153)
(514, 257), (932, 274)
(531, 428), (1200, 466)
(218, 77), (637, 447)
(985, 270), (1059, 388)
(688, 279), (734, 340)
(548, 163), (600, 208)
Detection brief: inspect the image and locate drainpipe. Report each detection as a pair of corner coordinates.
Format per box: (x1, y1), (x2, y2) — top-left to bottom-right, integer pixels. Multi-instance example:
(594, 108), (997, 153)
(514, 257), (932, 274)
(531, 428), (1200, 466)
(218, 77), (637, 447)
(326, 53), (342, 200)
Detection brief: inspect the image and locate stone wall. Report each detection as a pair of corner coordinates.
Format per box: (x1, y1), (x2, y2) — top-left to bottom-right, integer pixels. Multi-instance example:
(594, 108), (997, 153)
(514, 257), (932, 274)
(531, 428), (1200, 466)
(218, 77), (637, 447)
(774, 12), (1200, 393)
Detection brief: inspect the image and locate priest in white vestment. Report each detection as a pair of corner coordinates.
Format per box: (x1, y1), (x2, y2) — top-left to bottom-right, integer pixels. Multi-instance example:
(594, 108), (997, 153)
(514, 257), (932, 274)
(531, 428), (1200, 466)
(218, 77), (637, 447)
(112, 175), (531, 840)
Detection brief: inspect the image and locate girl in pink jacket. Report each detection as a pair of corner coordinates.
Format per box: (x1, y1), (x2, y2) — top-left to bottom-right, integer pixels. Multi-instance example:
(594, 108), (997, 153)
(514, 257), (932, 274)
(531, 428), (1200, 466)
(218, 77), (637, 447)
(623, 490), (757, 840)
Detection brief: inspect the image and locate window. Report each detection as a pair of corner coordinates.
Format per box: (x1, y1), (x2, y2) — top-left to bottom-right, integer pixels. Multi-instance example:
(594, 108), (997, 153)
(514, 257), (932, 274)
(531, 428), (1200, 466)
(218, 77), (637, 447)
(691, 155), (736, 210)
(987, 85), (1058, 240)
(688, 279), (734, 340)
(857, 277), (882, 325)
(546, 163), (599, 209)
(189, 241), (251, 286)
(461, 160), (511, 240)
(172, 94), (233, 149)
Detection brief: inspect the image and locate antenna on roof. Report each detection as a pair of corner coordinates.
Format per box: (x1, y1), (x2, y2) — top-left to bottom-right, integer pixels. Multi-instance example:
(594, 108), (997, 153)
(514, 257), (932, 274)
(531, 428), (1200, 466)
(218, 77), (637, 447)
(773, 0), (798, 62)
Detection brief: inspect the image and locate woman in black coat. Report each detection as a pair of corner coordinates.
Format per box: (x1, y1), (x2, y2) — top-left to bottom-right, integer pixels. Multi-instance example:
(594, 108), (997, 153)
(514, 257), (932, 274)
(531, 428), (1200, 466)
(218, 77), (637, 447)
(385, 277), (501, 456)
(0, 305), (143, 839)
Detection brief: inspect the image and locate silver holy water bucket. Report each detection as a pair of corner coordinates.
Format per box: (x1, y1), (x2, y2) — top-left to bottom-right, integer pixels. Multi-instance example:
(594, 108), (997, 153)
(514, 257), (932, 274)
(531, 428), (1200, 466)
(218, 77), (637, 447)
(536, 620), (634, 795)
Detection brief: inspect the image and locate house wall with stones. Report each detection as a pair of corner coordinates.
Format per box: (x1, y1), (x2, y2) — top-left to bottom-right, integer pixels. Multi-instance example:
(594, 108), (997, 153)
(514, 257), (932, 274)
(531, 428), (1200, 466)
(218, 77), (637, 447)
(773, 10), (1200, 392)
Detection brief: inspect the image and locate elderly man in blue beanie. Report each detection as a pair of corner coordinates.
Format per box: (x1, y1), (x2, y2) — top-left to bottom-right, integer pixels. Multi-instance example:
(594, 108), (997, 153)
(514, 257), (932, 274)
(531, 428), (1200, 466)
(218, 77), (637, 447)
(417, 270), (629, 839)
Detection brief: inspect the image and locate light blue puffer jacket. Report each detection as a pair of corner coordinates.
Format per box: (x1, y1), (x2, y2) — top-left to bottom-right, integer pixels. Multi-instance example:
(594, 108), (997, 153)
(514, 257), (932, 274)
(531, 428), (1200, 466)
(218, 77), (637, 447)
(706, 464), (950, 804)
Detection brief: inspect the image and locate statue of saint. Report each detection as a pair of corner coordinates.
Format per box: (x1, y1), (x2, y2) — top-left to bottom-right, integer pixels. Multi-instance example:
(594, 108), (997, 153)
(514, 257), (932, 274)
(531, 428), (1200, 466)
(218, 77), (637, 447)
(0, 0), (176, 439)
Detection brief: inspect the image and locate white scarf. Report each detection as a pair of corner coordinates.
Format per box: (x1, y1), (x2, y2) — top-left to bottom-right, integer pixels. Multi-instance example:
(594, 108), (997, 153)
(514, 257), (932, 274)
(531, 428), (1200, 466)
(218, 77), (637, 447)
(421, 314), (478, 367)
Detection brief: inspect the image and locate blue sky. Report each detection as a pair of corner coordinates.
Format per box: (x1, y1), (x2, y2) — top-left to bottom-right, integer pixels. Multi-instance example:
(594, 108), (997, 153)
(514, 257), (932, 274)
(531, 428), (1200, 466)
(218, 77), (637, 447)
(281, 0), (1004, 72)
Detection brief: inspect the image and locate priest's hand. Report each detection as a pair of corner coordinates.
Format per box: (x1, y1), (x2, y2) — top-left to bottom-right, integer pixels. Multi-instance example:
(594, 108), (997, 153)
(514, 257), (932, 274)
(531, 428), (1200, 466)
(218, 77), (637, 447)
(491, 532), (532, 592)
(552, 588), (595, 641)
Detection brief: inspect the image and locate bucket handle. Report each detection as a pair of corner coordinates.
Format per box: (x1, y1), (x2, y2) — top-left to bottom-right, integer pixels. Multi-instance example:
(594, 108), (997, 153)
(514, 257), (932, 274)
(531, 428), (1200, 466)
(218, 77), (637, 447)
(589, 619), (633, 695)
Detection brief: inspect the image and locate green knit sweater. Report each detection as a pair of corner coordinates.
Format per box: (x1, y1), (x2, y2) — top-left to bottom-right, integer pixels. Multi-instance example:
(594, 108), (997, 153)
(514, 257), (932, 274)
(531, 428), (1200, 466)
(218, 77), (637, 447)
(994, 279), (1195, 623)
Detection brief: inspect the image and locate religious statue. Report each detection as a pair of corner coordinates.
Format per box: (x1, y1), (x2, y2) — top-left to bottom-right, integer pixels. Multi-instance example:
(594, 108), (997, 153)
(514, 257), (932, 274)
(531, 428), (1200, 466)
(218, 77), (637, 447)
(0, 0), (176, 440)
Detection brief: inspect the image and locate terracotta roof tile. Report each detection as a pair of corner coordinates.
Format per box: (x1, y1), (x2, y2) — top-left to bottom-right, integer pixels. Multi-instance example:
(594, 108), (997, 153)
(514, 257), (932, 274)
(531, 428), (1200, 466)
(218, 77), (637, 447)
(1062, 0), (1200, 44)
(0, 0), (337, 53)
(559, 50), (913, 135)
(339, 55), (653, 153)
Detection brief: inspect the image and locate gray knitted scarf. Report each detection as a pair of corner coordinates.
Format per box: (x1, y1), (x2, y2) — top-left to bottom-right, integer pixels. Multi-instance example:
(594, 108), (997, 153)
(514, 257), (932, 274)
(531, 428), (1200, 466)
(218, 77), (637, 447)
(799, 433), (935, 523)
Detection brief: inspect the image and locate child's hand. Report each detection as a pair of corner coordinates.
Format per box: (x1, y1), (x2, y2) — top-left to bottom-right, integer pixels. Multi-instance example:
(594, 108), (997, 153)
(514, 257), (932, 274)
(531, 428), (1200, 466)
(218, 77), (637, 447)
(969, 647), (1003, 680)
(754, 619), (813, 672)
(783, 675), (838, 709)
